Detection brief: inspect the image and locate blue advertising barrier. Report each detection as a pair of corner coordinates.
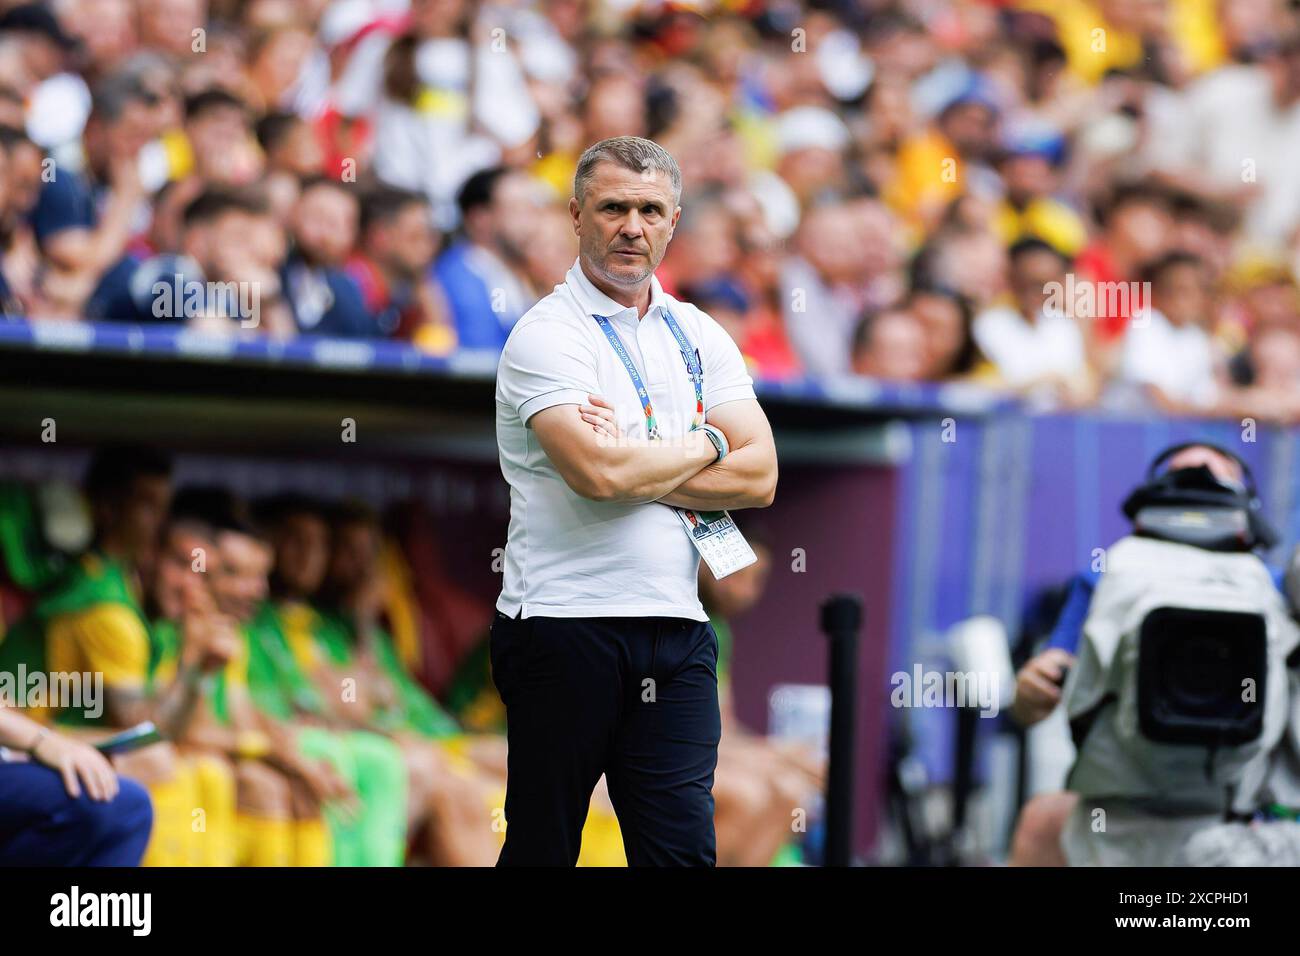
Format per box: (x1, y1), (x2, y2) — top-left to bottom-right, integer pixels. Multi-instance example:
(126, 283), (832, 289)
(0, 318), (1015, 417)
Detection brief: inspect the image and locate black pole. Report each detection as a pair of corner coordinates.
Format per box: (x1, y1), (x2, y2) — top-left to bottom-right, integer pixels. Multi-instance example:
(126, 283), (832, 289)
(949, 704), (978, 866)
(821, 593), (861, 867)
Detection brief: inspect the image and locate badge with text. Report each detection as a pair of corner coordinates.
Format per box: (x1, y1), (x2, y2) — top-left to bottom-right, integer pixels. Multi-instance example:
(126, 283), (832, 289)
(673, 507), (758, 579)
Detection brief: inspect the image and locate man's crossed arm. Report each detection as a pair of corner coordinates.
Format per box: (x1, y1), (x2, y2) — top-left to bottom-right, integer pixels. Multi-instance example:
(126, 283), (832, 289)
(529, 394), (777, 511)
(656, 398), (776, 510)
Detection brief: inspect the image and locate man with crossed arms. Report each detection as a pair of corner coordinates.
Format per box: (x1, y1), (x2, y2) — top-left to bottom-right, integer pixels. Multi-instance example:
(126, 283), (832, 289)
(492, 136), (778, 866)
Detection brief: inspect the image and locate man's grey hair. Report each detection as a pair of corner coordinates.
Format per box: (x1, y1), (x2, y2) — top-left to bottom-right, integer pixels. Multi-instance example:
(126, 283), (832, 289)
(574, 136), (682, 207)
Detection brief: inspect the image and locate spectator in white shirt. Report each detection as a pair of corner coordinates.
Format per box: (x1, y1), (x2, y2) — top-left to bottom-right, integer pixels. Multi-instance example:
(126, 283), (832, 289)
(781, 204), (863, 378)
(782, 200), (901, 378)
(1144, 36), (1300, 248)
(973, 238), (1093, 404)
(1115, 251), (1222, 413)
(370, 0), (540, 231)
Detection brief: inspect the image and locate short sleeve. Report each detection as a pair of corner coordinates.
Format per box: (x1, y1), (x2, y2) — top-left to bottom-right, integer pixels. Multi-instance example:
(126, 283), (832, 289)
(67, 604), (151, 690)
(971, 309), (1010, 366)
(1118, 321), (1166, 387)
(326, 271), (382, 338)
(695, 308), (756, 412)
(83, 256), (140, 322)
(498, 317), (600, 424)
(1045, 572), (1099, 655)
(29, 173), (96, 246)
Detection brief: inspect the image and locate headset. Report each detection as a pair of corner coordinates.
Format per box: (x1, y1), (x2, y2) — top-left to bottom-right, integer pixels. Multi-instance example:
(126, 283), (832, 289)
(1121, 442), (1278, 552)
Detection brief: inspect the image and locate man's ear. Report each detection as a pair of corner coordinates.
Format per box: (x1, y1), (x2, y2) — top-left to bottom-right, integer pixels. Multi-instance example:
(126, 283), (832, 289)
(666, 205), (682, 241)
(569, 196), (581, 235)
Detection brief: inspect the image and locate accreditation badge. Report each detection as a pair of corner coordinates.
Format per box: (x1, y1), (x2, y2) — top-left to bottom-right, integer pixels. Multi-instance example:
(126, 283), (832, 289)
(672, 507), (758, 579)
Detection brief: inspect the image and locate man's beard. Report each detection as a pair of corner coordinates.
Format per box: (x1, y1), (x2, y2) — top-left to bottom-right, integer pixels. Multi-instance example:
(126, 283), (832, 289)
(593, 246), (655, 284)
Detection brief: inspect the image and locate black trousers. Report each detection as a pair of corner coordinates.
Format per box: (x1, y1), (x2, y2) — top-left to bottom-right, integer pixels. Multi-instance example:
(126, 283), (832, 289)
(489, 611), (721, 866)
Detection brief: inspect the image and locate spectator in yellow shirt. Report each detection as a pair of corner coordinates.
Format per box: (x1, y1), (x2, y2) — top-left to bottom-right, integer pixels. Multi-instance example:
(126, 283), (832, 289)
(887, 87), (1000, 233)
(994, 129), (1088, 257)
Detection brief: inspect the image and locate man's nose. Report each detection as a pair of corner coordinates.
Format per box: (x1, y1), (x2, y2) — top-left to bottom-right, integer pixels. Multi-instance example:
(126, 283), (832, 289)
(620, 210), (644, 237)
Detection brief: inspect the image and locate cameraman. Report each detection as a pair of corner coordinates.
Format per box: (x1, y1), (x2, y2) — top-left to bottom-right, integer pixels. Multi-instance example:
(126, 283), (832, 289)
(1008, 443), (1289, 865)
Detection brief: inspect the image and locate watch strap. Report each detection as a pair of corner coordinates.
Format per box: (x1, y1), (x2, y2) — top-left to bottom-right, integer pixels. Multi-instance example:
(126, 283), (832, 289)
(696, 423), (728, 462)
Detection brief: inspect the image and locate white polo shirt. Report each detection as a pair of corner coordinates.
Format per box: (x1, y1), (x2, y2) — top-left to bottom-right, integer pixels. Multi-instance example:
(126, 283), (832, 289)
(495, 258), (756, 620)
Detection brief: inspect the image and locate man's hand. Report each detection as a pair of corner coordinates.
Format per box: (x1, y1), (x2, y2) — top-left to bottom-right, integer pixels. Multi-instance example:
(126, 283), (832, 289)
(180, 607), (241, 675)
(578, 395), (778, 511)
(1010, 649), (1074, 727)
(580, 394), (622, 441)
(32, 733), (121, 802)
(108, 153), (145, 205)
(657, 398), (777, 511)
(153, 593), (240, 740)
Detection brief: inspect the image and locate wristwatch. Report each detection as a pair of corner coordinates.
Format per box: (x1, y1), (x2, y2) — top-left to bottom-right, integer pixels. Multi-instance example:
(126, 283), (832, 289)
(696, 423), (729, 463)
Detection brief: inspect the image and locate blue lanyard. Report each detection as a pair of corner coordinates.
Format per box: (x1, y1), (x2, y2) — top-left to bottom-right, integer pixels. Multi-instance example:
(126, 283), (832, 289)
(592, 309), (704, 440)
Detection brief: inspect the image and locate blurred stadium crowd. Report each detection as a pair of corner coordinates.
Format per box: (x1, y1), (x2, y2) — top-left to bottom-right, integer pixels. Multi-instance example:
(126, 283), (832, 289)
(1, 0), (1300, 419)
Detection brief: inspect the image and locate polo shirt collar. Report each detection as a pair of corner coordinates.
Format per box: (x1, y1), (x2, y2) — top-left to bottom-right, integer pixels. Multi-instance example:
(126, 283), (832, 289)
(566, 257), (668, 321)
